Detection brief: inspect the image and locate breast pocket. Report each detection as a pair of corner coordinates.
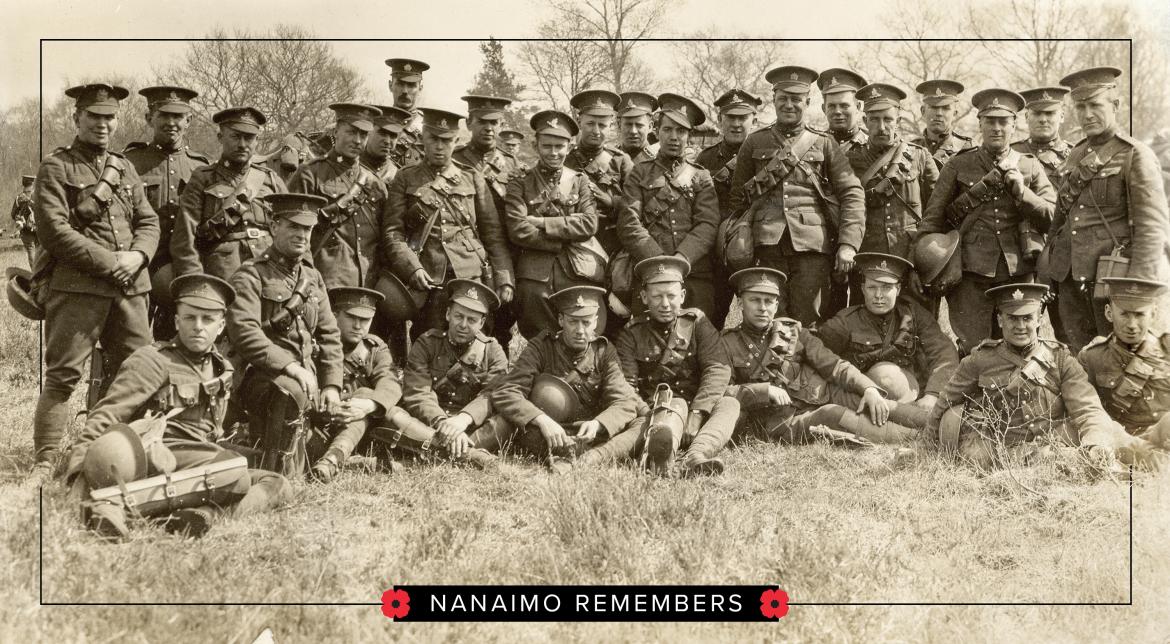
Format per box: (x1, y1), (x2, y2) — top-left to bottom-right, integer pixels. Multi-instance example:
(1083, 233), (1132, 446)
(849, 330), (883, 356)
(1089, 166), (1123, 207)
(143, 180), (162, 207)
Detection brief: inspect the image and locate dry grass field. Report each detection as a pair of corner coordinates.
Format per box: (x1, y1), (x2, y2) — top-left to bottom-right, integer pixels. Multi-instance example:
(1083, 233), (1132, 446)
(1, 243), (1167, 643)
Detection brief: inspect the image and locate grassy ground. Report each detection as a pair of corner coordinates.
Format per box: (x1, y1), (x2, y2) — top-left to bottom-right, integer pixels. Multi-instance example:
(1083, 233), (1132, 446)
(2, 244), (1168, 642)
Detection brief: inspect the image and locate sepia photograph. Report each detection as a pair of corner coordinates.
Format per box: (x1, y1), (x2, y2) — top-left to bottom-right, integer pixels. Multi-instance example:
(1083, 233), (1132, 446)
(1, 0), (1168, 641)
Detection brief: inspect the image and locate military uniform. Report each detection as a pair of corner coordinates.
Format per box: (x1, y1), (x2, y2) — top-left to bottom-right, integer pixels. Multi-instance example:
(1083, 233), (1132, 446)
(10, 177), (38, 267)
(360, 104), (410, 186)
(1042, 68), (1170, 353)
(31, 84), (160, 467)
(227, 194), (344, 478)
(618, 92), (659, 164)
(566, 90), (635, 260)
(912, 130), (975, 168)
(385, 59), (428, 170)
(1011, 138), (1071, 187)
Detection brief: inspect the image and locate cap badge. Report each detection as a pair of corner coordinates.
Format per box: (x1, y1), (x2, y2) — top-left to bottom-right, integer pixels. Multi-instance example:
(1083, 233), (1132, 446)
(547, 117), (560, 130)
(404, 63), (413, 72)
(467, 287), (478, 300)
(879, 260), (888, 269)
(1126, 284), (1139, 294)
(789, 72), (799, 81)
(934, 87), (944, 97)
(95, 88), (109, 101)
(1011, 289), (1024, 301)
(1041, 91), (1052, 101)
(439, 118), (448, 128)
(576, 294), (586, 306)
(656, 263), (667, 274)
(867, 87), (881, 99)
(830, 76), (838, 86)
(167, 91), (179, 101)
(594, 96), (606, 107)
(991, 97), (1001, 106)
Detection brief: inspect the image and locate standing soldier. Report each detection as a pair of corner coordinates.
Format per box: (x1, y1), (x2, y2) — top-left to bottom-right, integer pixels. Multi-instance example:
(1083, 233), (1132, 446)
(498, 130), (525, 160)
(816, 253), (958, 412)
(399, 279), (510, 469)
(228, 193), (344, 478)
(30, 83), (160, 479)
(1011, 87), (1073, 186)
(10, 174), (38, 267)
(385, 57), (429, 169)
(288, 103), (388, 291)
(1041, 66), (1170, 352)
(619, 93), (720, 318)
(696, 89), (762, 330)
(171, 107), (285, 282)
(818, 68), (869, 154)
(123, 86), (209, 337)
(609, 256), (740, 477)
(384, 107), (515, 339)
(63, 274), (290, 540)
(911, 79), (976, 169)
(504, 110), (605, 338)
(455, 95), (524, 350)
(362, 105), (411, 185)
(728, 65), (866, 326)
(1078, 277), (1170, 449)
(618, 92), (659, 163)
(565, 89), (633, 259)
(492, 285), (642, 473)
(918, 89), (1056, 355)
(721, 267), (914, 444)
(257, 133), (310, 185)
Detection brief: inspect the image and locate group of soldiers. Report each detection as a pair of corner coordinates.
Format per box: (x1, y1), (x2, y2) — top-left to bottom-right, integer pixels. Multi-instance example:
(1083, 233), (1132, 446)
(6, 55), (1170, 542)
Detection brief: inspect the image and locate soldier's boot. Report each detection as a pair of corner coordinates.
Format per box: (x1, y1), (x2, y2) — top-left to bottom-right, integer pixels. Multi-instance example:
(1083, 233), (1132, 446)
(228, 470), (293, 517)
(164, 505), (218, 539)
(840, 411), (918, 445)
(32, 391), (72, 467)
(462, 448), (499, 471)
(680, 397), (738, 477)
(468, 416), (515, 454)
(888, 402), (930, 430)
(310, 448), (345, 483)
(86, 502), (130, 542)
(580, 422), (642, 465)
(642, 424), (678, 476)
(547, 456), (574, 476)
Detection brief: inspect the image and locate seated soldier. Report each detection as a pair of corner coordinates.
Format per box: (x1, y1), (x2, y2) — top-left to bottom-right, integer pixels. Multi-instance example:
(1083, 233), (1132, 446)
(816, 252), (959, 411)
(602, 256), (740, 477)
(398, 279), (510, 469)
(491, 285), (643, 473)
(308, 287), (402, 481)
(64, 274), (290, 541)
(926, 283), (1157, 470)
(1078, 277), (1170, 451)
(722, 267), (916, 444)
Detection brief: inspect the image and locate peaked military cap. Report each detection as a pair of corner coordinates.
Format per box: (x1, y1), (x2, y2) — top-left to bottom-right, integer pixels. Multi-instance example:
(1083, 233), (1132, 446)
(20, 175), (35, 186)
(462, 95), (512, 120)
(371, 104), (411, 133)
(859, 83), (907, 112)
(138, 85), (198, 114)
(499, 129), (525, 142)
(1060, 66), (1122, 101)
(263, 192), (327, 226)
(213, 106), (267, 134)
(1019, 87), (1069, 110)
(656, 93), (706, 129)
(447, 278), (499, 314)
(729, 267), (787, 296)
(530, 110), (578, 139)
(972, 88), (1025, 118)
(418, 107), (464, 139)
(618, 92), (658, 117)
(1101, 277), (1166, 306)
(714, 88), (762, 115)
(916, 79), (965, 106)
(571, 89), (621, 117)
(329, 103), (382, 133)
(170, 273), (236, 310)
(817, 68), (867, 95)
(634, 255), (690, 285)
(65, 83), (130, 115)
(385, 58), (430, 82)
(855, 252), (914, 284)
(986, 282), (1049, 315)
(765, 66), (819, 94)
(549, 285), (607, 316)
(329, 286), (384, 316)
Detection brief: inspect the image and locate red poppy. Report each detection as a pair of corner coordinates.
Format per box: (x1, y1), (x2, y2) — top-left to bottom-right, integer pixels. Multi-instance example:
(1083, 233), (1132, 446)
(381, 588), (411, 620)
(759, 588), (789, 619)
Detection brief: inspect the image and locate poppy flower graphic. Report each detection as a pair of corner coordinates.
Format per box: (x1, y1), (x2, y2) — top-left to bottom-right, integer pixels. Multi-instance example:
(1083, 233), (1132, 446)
(381, 588), (410, 620)
(759, 588), (789, 619)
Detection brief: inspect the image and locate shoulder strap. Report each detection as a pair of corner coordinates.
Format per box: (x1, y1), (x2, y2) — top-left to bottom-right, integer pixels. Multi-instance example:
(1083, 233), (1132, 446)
(859, 140), (904, 186)
(557, 168), (577, 200)
(460, 338), (487, 369)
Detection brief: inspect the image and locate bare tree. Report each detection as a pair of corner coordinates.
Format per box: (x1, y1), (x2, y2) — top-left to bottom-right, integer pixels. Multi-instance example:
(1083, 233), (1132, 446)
(670, 33), (784, 118)
(518, 14), (608, 110)
(964, 0), (1092, 88)
(547, 0), (668, 93)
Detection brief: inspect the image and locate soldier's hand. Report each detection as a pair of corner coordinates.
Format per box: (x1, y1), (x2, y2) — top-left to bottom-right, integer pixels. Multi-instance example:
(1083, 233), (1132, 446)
(525, 216), (546, 231)
(535, 414), (570, 449)
(497, 284), (514, 305)
(835, 245), (857, 273)
(409, 268), (437, 291)
(858, 387), (890, 425)
(914, 394), (938, 411)
(111, 251), (145, 285)
(436, 413), (473, 445)
(590, 185), (613, 208)
(342, 397), (378, 422)
(321, 386), (342, 412)
(284, 363), (319, 398)
(448, 432), (472, 458)
(1003, 168), (1026, 199)
(768, 385), (792, 408)
(575, 419), (602, 443)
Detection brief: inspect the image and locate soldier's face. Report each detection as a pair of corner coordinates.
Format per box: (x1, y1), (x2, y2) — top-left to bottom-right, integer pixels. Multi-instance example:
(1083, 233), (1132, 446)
(1025, 105), (1064, 141)
(862, 278), (900, 316)
(423, 130), (457, 167)
(336, 309), (374, 347)
(997, 309), (1042, 348)
(656, 119), (690, 158)
(739, 291), (778, 331)
(446, 302), (486, 345)
(621, 115), (651, 148)
(500, 138), (521, 155)
(366, 129), (397, 159)
(772, 91), (808, 126)
(218, 127), (258, 164)
(865, 108), (900, 146)
(392, 78), (422, 110)
(148, 110), (190, 147)
(74, 109), (118, 147)
(719, 113), (754, 146)
(333, 122), (368, 160)
(577, 114), (612, 148)
(271, 218), (313, 257)
(1073, 92), (1120, 138)
(641, 282), (685, 323)
(559, 312), (597, 350)
(921, 103), (956, 136)
(535, 134), (570, 168)
(470, 115), (501, 149)
(175, 303), (226, 354)
(979, 115), (1015, 152)
(1105, 301), (1156, 345)
(822, 91), (860, 132)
